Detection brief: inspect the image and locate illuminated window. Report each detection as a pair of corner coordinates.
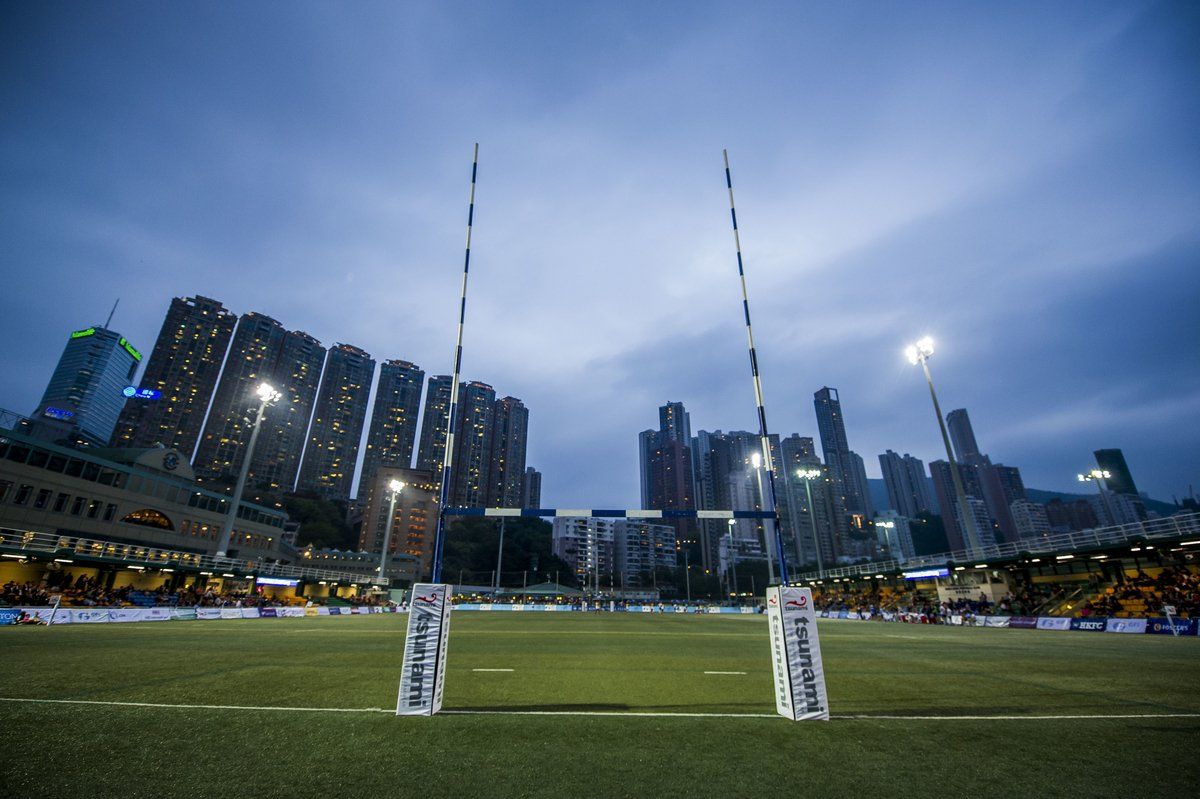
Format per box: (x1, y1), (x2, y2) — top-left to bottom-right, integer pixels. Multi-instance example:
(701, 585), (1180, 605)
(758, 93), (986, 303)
(120, 508), (175, 530)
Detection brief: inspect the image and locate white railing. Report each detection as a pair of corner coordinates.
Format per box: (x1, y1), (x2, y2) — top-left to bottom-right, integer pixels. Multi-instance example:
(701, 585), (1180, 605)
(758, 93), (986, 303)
(792, 512), (1200, 582)
(0, 527), (387, 586)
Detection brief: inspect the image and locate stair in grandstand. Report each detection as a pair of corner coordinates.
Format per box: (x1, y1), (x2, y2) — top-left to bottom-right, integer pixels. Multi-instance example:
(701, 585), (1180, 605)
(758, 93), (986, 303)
(1033, 586), (1085, 617)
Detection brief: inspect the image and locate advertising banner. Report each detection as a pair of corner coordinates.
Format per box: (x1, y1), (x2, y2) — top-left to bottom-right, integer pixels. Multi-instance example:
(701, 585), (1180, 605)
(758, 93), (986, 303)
(0, 608), (22, 625)
(171, 608), (198, 621)
(197, 608), (222, 620)
(1105, 618), (1147, 634)
(70, 609), (113, 623)
(280, 607), (306, 618)
(219, 608), (242, 619)
(1069, 617), (1108, 632)
(1147, 617), (1197, 636)
(396, 584), (452, 716)
(765, 586), (830, 721)
(1036, 617), (1071, 631)
(259, 608), (277, 618)
(1008, 616), (1038, 629)
(304, 607), (320, 617)
(328, 607), (342, 615)
(983, 616), (1011, 628)
(240, 608), (261, 619)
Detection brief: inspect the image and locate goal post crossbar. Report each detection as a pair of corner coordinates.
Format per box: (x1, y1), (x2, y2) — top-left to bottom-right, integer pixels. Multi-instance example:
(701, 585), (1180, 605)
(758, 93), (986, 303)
(442, 508), (775, 519)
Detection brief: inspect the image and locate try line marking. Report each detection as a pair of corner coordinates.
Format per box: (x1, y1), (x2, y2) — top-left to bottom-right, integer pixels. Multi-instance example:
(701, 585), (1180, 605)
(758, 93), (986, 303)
(471, 668), (515, 672)
(1, 697), (1197, 721)
(704, 671), (747, 675)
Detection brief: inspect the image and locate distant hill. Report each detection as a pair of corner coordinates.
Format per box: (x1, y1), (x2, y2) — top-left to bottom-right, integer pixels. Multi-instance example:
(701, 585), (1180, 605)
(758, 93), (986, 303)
(868, 479), (1180, 517)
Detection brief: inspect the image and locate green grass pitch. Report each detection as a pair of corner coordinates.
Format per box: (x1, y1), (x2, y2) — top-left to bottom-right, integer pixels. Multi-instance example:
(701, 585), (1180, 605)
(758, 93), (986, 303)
(1, 613), (1198, 798)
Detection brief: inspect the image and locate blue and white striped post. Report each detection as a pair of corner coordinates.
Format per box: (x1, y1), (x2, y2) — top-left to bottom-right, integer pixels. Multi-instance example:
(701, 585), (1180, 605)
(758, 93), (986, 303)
(431, 143), (479, 584)
(723, 149), (789, 585)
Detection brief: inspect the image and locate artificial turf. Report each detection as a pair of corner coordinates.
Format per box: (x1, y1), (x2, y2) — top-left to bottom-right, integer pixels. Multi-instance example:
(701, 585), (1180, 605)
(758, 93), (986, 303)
(1, 613), (1197, 798)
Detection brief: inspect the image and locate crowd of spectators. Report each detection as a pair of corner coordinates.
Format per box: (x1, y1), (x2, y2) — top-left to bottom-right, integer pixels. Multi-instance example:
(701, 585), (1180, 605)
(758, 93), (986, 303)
(1080, 567), (1199, 618)
(1, 573), (394, 609)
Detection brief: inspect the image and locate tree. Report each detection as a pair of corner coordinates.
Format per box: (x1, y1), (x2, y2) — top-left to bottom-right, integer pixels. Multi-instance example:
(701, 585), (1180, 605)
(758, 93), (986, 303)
(440, 517), (578, 588)
(282, 493), (355, 550)
(909, 512), (950, 556)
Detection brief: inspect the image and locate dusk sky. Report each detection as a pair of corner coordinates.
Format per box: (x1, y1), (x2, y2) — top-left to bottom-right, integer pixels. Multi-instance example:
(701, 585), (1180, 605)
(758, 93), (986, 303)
(2, 1), (1197, 506)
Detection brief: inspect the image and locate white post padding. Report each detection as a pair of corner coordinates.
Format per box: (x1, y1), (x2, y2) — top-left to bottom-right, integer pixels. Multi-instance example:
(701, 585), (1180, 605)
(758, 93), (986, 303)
(396, 583), (452, 716)
(766, 586), (830, 721)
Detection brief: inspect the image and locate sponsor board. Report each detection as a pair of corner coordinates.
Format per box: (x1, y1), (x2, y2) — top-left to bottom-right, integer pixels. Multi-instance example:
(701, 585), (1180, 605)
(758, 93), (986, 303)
(983, 616), (1011, 628)
(70, 609), (113, 624)
(1007, 616), (1038, 629)
(280, 607), (307, 618)
(197, 608), (223, 620)
(765, 586), (830, 721)
(304, 607), (320, 617)
(1036, 617), (1072, 631)
(240, 608), (261, 619)
(219, 608), (242, 620)
(0, 608), (22, 625)
(1147, 617), (1197, 636)
(171, 608), (198, 620)
(397, 584), (452, 716)
(1105, 618), (1147, 634)
(259, 608), (278, 618)
(1069, 617), (1108, 632)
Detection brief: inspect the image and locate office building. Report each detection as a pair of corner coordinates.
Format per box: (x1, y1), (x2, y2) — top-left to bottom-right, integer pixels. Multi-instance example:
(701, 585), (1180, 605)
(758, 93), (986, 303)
(814, 387), (870, 527)
(110, 295), (236, 456)
(359, 359), (425, 502)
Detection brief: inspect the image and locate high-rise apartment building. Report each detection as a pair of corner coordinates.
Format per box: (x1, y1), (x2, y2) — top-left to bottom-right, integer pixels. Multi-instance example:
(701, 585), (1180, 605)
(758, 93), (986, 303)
(521, 467), (542, 509)
(878, 450), (934, 520)
(552, 517), (615, 590)
(415, 375), (453, 478)
(639, 403), (698, 545)
(356, 466), (438, 580)
(194, 313), (286, 482)
(1010, 500), (1051, 539)
(296, 344), (375, 501)
(613, 520), (677, 586)
(110, 295), (236, 456)
(488, 396), (528, 507)
(31, 324), (141, 446)
(253, 329), (324, 493)
(193, 313), (325, 493)
(449, 381), (497, 507)
(358, 359), (425, 502)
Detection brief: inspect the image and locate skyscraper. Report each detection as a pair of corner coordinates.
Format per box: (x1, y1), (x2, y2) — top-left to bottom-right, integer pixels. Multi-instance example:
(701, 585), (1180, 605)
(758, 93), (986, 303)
(356, 466), (438, 579)
(252, 329), (324, 493)
(878, 450), (934, 520)
(777, 434), (837, 569)
(193, 313), (288, 483)
(110, 295), (236, 456)
(639, 403), (697, 544)
(359, 359), (425, 502)
(488, 396), (529, 507)
(448, 381), (496, 507)
(946, 408), (981, 462)
(32, 324), (141, 446)
(415, 375), (453, 478)
(521, 467), (542, 509)
(1093, 449), (1138, 497)
(813, 387), (869, 529)
(296, 344), (376, 501)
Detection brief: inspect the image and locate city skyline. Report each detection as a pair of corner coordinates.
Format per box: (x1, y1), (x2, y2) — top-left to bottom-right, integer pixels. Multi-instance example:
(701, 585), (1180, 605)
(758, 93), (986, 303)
(2, 2), (1197, 505)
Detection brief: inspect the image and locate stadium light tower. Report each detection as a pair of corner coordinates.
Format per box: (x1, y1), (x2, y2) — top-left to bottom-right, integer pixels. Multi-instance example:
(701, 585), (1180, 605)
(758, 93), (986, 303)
(905, 337), (983, 555)
(216, 382), (281, 557)
(796, 468), (824, 579)
(378, 479), (406, 579)
(726, 519), (739, 600)
(750, 452), (776, 583)
(1078, 468), (1114, 526)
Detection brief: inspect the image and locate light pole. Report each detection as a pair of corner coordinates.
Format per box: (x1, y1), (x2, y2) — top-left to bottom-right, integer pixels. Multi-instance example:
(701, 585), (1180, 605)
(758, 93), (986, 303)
(906, 337), (983, 554)
(216, 382), (281, 557)
(683, 545), (692, 604)
(1078, 469), (1114, 526)
(797, 468), (824, 578)
(493, 517), (506, 591)
(378, 479), (406, 579)
(876, 519), (897, 559)
(751, 453), (776, 584)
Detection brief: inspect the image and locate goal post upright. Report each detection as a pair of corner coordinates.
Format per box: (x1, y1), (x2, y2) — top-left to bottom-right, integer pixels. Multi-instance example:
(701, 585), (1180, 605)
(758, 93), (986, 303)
(723, 149), (789, 585)
(430, 142), (479, 585)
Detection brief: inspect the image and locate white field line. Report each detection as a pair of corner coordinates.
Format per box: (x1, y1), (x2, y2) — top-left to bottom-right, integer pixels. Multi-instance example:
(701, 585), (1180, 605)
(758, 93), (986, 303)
(703, 671), (747, 675)
(471, 668), (515, 672)
(1, 697), (1197, 722)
